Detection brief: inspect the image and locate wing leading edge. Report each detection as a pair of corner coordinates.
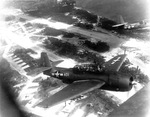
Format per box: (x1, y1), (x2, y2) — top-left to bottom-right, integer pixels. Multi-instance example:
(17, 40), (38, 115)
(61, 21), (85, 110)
(112, 23), (126, 28)
(36, 80), (105, 108)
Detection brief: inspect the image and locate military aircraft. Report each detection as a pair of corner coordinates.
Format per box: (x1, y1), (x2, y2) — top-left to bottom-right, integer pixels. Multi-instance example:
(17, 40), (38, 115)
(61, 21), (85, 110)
(34, 52), (134, 108)
(112, 15), (150, 30)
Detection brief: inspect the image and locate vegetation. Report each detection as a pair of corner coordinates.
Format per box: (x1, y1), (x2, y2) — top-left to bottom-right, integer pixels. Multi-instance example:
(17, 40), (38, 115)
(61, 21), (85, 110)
(43, 37), (105, 63)
(71, 8), (98, 23)
(74, 22), (94, 30)
(41, 27), (65, 36)
(39, 77), (59, 91)
(30, 23), (47, 29)
(63, 32), (87, 40)
(51, 14), (77, 24)
(78, 50), (105, 64)
(58, 0), (76, 7)
(136, 54), (150, 64)
(27, 0), (75, 17)
(63, 32), (76, 38)
(83, 40), (110, 52)
(120, 59), (149, 85)
(117, 30), (150, 40)
(43, 37), (78, 56)
(57, 0), (76, 12)
(97, 17), (117, 30)
(14, 48), (36, 55)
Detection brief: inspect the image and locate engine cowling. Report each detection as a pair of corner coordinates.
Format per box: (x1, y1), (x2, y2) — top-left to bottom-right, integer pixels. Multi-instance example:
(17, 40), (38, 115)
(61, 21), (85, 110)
(108, 73), (133, 91)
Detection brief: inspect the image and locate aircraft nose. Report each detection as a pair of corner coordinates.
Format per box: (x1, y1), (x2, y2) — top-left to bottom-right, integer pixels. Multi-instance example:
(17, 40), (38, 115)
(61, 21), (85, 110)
(129, 76), (137, 90)
(130, 76), (134, 84)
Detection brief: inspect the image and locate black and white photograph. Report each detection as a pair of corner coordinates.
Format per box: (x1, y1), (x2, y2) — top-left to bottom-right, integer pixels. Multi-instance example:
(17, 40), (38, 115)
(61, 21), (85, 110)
(0, 0), (150, 117)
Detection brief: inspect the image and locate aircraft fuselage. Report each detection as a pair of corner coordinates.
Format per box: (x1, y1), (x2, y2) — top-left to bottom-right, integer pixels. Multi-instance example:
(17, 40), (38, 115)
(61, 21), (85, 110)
(116, 22), (149, 31)
(43, 65), (133, 91)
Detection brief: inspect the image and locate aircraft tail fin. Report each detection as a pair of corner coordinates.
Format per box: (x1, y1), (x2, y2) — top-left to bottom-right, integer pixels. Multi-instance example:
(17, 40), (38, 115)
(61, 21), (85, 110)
(40, 52), (63, 67)
(112, 15), (127, 28)
(117, 15), (125, 24)
(39, 52), (64, 71)
(40, 52), (51, 67)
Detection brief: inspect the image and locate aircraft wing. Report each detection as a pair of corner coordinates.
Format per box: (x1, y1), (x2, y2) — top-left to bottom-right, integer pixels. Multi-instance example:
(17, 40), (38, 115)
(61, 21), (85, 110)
(112, 23), (126, 28)
(104, 54), (127, 72)
(36, 80), (105, 108)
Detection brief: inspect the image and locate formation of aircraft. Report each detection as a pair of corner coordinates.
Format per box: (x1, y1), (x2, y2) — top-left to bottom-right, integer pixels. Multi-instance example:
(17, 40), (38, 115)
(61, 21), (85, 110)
(29, 52), (135, 108)
(112, 15), (150, 30)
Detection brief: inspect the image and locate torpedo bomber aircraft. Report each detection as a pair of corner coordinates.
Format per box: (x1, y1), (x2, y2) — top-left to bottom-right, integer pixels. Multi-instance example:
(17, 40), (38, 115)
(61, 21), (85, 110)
(34, 52), (134, 108)
(112, 15), (150, 30)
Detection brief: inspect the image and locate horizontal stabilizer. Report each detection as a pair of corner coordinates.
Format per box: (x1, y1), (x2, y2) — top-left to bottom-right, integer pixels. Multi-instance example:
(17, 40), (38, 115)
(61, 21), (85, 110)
(26, 67), (52, 76)
(52, 60), (64, 67)
(36, 80), (105, 108)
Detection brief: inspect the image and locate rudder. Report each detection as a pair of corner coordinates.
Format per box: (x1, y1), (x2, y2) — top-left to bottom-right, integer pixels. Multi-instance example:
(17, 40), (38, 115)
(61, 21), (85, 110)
(117, 15), (125, 24)
(40, 52), (64, 70)
(40, 52), (51, 67)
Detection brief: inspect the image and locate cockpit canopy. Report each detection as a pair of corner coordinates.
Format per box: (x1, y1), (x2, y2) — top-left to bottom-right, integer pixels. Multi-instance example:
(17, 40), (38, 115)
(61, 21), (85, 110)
(73, 64), (103, 74)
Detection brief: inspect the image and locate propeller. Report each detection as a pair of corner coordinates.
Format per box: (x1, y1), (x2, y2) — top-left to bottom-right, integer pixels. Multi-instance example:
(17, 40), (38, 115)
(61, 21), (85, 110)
(127, 67), (141, 97)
